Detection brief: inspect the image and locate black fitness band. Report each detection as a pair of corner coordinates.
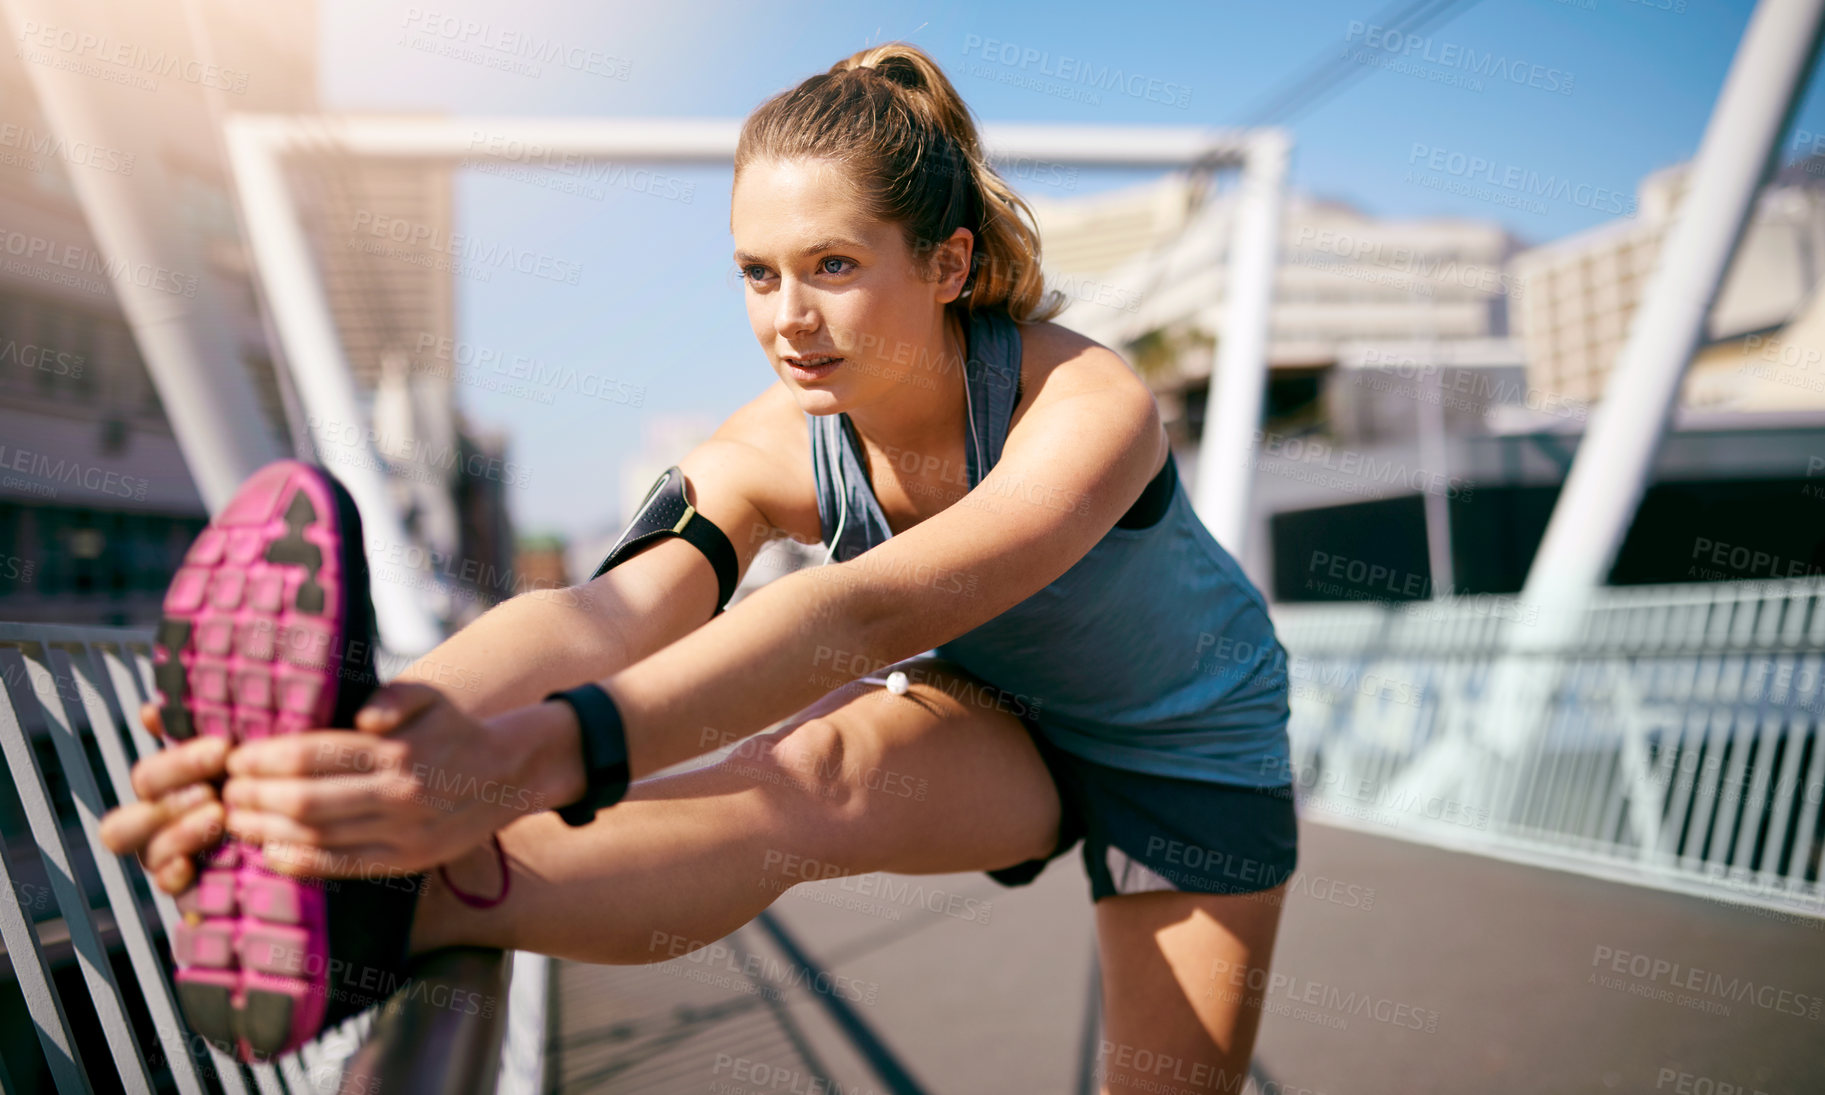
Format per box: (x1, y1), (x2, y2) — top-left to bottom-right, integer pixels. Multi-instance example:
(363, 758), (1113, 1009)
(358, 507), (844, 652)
(545, 683), (632, 827)
(591, 466), (741, 615)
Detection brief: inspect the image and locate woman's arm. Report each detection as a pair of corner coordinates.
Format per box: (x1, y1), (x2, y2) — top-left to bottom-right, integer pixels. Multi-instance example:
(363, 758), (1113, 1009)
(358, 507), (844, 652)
(390, 408), (797, 720)
(105, 412), (792, 887)
(511, 337), (1167, 794)
(219, 342), (1164, 875)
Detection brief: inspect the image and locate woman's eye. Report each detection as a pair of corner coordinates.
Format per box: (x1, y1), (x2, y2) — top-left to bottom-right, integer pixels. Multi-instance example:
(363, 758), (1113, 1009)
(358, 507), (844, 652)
(738, 265), (768, 284)
(819, 257), (853, 275)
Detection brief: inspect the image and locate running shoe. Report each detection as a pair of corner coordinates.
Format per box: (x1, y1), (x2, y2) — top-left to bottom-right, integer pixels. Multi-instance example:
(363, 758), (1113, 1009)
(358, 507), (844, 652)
(152, 459), (422, 1061)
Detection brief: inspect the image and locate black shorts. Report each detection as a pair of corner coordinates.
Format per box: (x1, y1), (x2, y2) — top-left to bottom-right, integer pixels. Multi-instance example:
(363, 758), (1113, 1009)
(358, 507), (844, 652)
(988, 712), (1300, 902)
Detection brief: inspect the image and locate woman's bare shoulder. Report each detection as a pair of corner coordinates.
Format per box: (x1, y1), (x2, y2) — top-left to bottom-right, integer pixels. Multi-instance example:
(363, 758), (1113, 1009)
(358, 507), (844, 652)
(702, 380), (822, 545)
(1009, 318), (1154, 415)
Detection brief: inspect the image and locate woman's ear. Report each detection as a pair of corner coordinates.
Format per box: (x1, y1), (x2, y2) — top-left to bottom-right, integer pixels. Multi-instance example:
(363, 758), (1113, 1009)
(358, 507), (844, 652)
(933, 227), (975, 305)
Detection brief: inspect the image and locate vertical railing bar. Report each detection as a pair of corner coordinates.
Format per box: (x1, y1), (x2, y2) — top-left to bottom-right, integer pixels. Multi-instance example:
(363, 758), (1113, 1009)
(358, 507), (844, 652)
(1783, 718), (1825, 882)
(1683, 709), (1725, 868)
(1540, 669), (1582, 840)
(54, 639), (208, 1095)
(297, 1039), (326, 1091)
(1569, 737), (1602, 846)
(0, 641), (154, 1093)
(1584, 701), (1622, 844)
(1731, 710), (1781, 876)
(0, 747), (90, 1090)
(1761, 709), (1807, 889)
(102, 637), (257, 1095)
(1611, 665), (1666, 861)
(1595, 660), (1633, 845)
(248, 1060), (289, 1093)
(1713, 708), (1756, 868)
(1661, 709), (1707, 867)
(278, 1053), (313, 1092)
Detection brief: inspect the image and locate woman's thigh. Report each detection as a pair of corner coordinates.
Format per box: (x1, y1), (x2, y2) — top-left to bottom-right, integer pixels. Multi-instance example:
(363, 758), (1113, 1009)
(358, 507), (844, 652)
(1093, 885), (1289, 1095)
(423, 655), (1064, 962)
(746, 653), (1065, 878)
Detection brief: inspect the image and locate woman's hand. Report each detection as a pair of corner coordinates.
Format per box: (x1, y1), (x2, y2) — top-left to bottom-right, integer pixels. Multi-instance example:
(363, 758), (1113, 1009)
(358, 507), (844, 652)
(97, 705), (231, 895)
(218, 682), (555, 879)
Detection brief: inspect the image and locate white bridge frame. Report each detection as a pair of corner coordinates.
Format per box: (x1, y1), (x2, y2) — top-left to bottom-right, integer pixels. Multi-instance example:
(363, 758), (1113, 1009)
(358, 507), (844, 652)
(217, 116), (1292, 660)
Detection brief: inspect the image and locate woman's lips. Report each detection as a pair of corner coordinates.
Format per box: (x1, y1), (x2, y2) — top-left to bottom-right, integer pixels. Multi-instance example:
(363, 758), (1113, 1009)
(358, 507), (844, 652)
(785, 356), (845, 380)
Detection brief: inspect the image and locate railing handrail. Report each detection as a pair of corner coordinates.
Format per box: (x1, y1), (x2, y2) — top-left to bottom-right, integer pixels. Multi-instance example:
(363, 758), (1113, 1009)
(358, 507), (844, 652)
(0, 620), (542, 1094)
(1267, 580), (1825, 919)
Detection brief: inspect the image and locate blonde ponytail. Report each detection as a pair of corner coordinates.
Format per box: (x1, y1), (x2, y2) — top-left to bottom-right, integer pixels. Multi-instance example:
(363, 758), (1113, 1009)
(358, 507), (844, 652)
(735, 42), (1067, 325)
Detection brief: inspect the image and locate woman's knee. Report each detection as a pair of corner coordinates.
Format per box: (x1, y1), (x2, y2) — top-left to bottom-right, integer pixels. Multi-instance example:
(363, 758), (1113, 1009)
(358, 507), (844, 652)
(728, 716), (867, 817)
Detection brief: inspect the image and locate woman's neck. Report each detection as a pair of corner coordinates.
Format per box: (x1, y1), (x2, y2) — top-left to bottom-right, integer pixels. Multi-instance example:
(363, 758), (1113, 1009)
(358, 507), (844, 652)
(841, 307), (972, 464)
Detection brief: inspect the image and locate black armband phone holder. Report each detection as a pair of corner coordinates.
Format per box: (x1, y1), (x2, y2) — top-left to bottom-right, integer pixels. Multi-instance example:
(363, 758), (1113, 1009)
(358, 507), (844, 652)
(591, 465), (740, 615)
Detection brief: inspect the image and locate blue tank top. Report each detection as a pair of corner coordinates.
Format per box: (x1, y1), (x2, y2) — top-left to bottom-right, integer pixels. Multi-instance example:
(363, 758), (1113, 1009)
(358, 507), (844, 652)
(806, 305), (1292, 788)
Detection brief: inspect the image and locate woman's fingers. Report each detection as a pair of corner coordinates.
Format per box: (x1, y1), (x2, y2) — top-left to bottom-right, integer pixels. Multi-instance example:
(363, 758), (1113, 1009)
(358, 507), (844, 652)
(224, 806), (391, 851)
(141, 801), (225, 884)
(221, 772), (411, 823)
(140, 701), (163, 742)
(129, 735), (229, 803)
(225, 731), (403, 780)
(98, 782), (214, 856)
(155, 855), (196, 895)
(354, 681), (445, 734)
(262, 840), (409, 879)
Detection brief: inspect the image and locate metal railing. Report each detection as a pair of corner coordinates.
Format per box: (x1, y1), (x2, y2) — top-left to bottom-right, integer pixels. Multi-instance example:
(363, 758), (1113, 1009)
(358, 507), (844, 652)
(0, 621), (547, 1093)
(1271, 578), (1825, 918)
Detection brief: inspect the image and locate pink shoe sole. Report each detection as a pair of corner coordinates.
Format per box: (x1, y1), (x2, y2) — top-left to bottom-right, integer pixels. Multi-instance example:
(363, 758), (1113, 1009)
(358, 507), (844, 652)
(154, 460), (383, 1061)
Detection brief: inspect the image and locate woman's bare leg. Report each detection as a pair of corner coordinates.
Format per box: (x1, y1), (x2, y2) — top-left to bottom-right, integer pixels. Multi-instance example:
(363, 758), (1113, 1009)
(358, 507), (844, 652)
(406, 658), (1062, 966)
(1093, 885), (1289, 1095)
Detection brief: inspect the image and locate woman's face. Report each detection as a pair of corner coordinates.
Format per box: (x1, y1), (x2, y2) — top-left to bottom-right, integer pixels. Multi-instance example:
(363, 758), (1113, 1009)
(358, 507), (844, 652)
(731, 157), (971, 417)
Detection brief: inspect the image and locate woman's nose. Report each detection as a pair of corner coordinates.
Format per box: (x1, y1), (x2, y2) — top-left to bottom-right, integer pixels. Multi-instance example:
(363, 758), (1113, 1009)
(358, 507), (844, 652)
(773, 278), (819, 340)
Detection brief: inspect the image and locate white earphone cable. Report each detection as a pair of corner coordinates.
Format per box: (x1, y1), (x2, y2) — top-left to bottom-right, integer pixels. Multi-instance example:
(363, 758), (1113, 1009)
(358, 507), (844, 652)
(824, 319), (982, 566)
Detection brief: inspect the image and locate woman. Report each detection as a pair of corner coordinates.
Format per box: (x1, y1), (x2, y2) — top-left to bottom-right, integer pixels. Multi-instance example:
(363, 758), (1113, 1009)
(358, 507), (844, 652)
(101, 42), (1297, 1091)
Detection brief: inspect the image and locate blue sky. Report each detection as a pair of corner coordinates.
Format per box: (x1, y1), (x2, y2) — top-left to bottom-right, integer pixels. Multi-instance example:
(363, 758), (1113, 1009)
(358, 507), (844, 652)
(321, 0), (1825, 546)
